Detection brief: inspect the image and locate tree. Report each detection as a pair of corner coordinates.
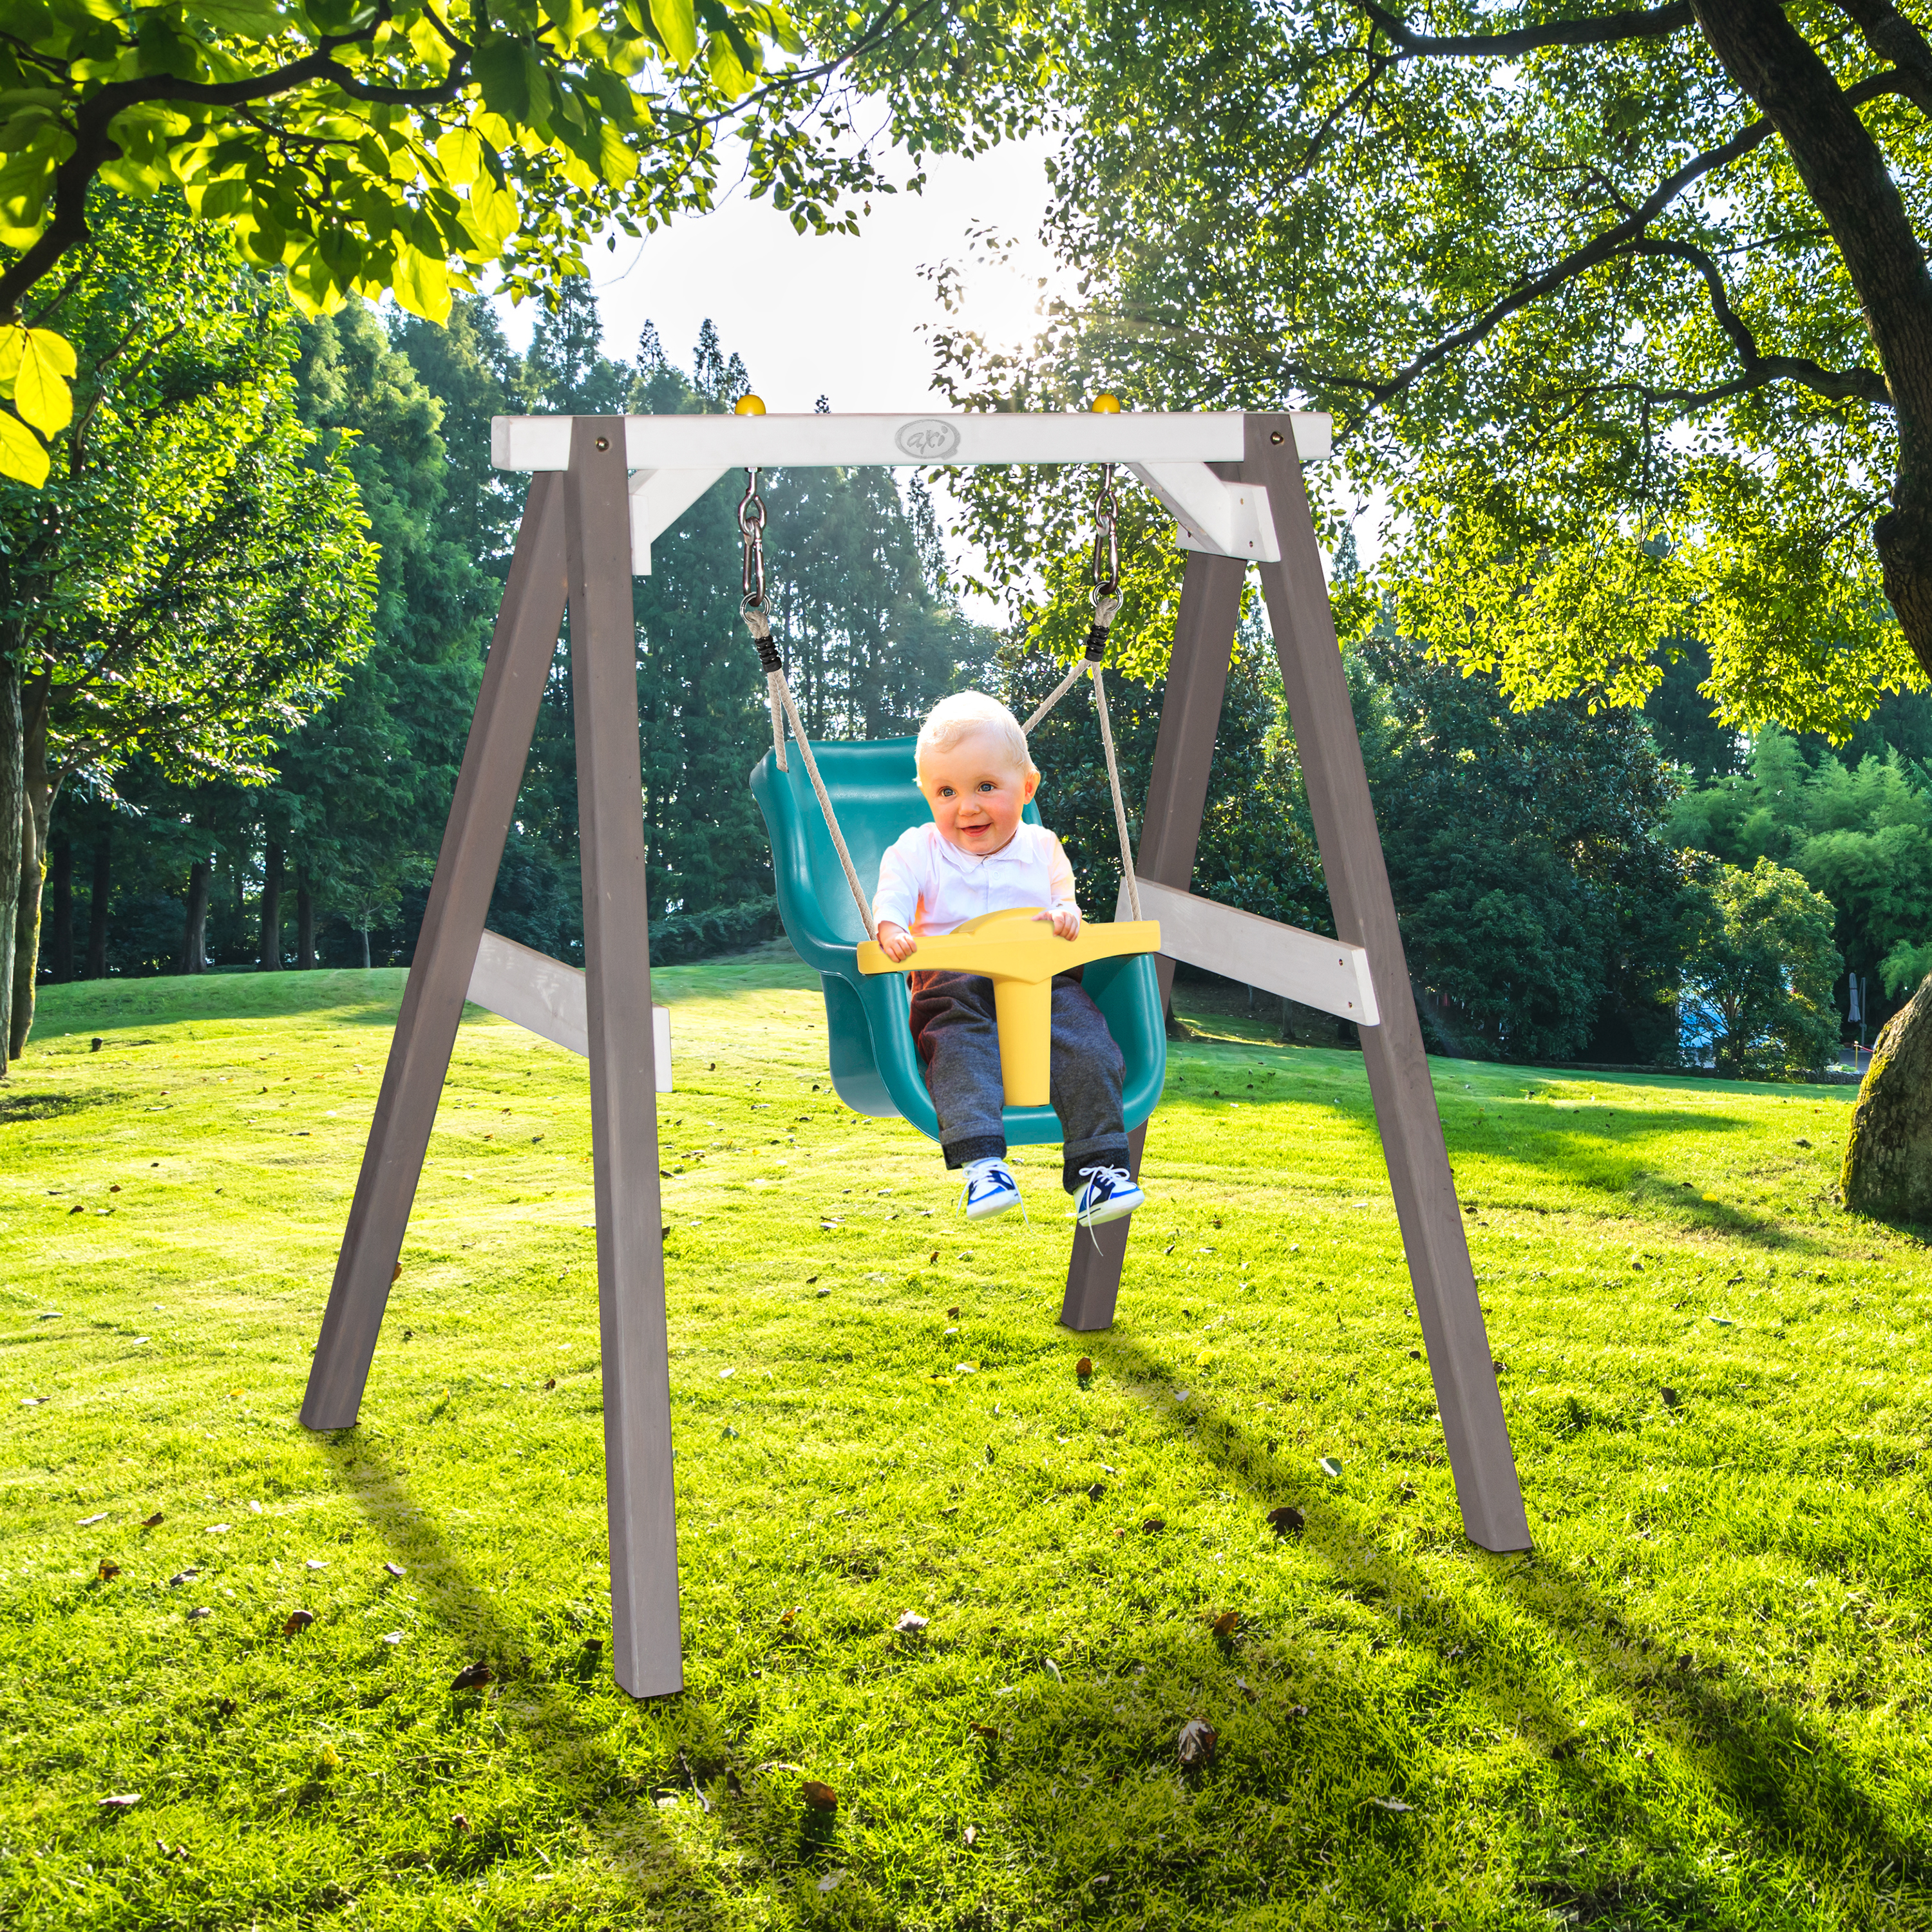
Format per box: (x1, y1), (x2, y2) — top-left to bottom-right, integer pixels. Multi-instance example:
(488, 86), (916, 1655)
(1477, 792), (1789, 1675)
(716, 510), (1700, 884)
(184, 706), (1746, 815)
(1680, 856), (1842, 1076)
(0, 0), (1049, 482)
(936, 0), (1932, 1179)
(1669, 724), (1932, 1031)
(942, 0), (1932, 721)
(1843, 968), (1932, 1221)
(1358, 630), (1697, 1063)
(0, 192), (373, 1057)
(265, 299), (494, 969)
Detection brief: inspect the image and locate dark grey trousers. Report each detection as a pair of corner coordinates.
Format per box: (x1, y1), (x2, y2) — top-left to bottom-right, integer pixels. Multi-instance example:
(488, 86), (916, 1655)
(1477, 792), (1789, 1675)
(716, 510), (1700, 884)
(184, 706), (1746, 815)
(908, 968), (1130, 1192)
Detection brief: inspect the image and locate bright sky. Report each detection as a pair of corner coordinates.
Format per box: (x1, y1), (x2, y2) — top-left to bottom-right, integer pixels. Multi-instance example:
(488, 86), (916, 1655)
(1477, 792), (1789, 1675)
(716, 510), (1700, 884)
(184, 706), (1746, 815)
(497, 138), (1066, 412)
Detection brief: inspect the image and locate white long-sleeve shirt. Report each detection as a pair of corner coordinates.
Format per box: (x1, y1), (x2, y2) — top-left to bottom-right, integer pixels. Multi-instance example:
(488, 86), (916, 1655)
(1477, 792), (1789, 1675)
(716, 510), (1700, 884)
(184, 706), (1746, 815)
(872, 821), (1081, 938)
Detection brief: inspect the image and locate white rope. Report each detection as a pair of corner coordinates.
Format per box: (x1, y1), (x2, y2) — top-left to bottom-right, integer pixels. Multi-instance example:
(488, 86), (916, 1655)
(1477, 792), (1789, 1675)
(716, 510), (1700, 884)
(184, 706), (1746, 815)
(1090, 665), (1142, 921)
(770, 671), (878, 942)
(1022, 657), (1088, 734)
(764, 670), (788, 772)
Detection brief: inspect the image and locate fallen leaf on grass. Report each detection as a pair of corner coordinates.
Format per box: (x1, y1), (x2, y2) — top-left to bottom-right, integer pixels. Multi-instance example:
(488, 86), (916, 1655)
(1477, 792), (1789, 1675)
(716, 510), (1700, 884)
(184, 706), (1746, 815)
(167, 1568), (199, 1587)
(1141, 1517), (1166, 1534)
(802, 1780), (838, 1813)
(97, 1561), (120, 1581)
(450, 1813), (470, 1832)
(283, 1610), (315, 1636)
(141, 1513), (163, 1530)
(544, 1377), (556, 1390)
(1266, 1506), (1304, 1537)
(1235, 1677), (1257, 1700)
(187, 1607), (212, 1621)
(1086, 1482), (1106, 1502)
(450, 1661), (493, 1691)
(381, 1633), (404, 1646)
(96, 1793), (140, 1809)
(1208, 1610), (1238, 1638)
(383, 1562), (404, 1578)
(77, 1511), (108, 1526)
(971, 1723), (999, 1741)
(1177, 1719), (1217, 1768)
(817, 1870), (846, 1893)
(305, 1559), (326, 1571)
(1318, 1457), (1342, 1479)
(1370, 1795), (1415, 1813)
(1660, 1387), (1680, 1409)
(963, 1824), (978, 1846)
(1075, 1356), (1092, 1378)
(894, 1611), (928, 1635)
(779, 1607), (802, 1627)
(947, 1305), (960, 1318)
(20, 1396), (48, 1406)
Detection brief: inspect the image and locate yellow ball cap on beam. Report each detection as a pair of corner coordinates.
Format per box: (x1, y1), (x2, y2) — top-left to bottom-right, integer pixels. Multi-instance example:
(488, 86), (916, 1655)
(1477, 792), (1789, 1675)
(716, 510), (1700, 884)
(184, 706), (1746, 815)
(1091, 392), (1121, 413)
(735, 393), (766, 415)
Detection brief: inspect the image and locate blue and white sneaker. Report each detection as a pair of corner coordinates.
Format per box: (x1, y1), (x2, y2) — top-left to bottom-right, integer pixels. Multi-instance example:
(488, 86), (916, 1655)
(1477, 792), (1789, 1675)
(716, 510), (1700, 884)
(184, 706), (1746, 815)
(1074, 1164), (1144, 1227)
(960, 1158), (1023, 1221)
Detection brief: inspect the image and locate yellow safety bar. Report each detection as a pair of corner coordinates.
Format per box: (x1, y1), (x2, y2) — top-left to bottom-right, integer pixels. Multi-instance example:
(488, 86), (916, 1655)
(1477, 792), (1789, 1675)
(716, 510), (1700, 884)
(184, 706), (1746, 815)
(857, 907), (1161, 1106)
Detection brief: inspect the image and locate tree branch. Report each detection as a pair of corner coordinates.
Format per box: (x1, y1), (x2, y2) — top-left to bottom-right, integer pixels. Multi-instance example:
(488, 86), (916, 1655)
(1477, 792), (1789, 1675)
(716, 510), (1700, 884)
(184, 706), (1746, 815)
(1831, 0), (1932, 117)
(1629, 235), (1891, 401)
(1346, 71), (1907, 416)
(1354, 0), (1693, 58)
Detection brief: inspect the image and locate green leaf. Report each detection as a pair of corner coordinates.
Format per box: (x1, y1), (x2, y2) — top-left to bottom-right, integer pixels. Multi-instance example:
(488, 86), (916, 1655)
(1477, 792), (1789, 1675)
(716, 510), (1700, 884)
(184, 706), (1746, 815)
(435, 126), (483, 187)
(391, 246), (451, 324)
(186, 0), (285, 32)
(0, 325), (75, 437)
(645, 0), (697, 67)
(0, 407), (49, 488)
(472, 37), (533, 122)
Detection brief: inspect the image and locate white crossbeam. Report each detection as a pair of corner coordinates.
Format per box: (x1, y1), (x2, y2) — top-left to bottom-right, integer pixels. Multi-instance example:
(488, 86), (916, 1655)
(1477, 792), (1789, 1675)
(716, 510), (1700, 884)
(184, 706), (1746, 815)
(1117, 878), (1379, 1027)
(492, 410), (1331, 473)
(466, 929), (672, 1089)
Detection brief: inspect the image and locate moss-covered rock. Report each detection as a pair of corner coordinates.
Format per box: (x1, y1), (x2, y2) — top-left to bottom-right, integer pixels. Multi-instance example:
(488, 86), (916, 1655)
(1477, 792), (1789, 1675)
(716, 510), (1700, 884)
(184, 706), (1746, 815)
(1843, 973), (1932, 1222)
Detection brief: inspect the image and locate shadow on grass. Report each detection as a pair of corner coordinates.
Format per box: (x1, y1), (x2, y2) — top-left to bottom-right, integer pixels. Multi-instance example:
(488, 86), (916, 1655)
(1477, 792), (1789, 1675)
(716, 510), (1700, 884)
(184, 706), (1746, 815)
(0, 1084), (124, 1127)
(30, 969), (408, 1040)
(1052, 1323), (1927, 1913)
(305, 1426), (836, 1917)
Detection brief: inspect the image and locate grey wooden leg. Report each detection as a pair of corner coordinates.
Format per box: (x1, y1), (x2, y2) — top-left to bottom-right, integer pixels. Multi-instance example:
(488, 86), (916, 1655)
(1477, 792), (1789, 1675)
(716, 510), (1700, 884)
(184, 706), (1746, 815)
(302, 477), (567, 1430)
(1245, 415), (1531, 1552)
(566, 417), (683, 1698)
(1060, 548), (1247, 1332)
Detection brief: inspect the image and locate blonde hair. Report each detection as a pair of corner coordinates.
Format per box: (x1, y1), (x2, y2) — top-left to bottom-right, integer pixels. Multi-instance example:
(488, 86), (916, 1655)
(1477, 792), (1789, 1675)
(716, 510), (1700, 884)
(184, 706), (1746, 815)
(915, 691), (1037, 780)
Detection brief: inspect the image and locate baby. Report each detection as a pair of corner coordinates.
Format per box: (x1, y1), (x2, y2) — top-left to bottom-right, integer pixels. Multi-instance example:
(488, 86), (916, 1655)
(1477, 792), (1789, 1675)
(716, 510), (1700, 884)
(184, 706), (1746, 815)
(873, 691), (1146, 1227)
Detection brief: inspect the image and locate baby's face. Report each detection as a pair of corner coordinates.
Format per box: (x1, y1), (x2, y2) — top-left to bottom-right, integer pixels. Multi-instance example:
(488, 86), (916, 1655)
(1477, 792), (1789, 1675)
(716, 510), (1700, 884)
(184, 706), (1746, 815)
(918, 730), (1039, 858)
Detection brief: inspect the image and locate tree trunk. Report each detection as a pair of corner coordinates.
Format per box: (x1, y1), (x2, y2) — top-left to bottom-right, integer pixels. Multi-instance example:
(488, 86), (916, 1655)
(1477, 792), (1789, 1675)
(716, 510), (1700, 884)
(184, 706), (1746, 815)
(1844, 973), (1932, 1220)
(359, 922), (371, 970)
(260, 840), (283, 971)
(0, 656), (19, 1072)
(85, 829), (109, 979)
(48, 835), (72, 981)
(1693, 0), (1932, 670)
(297, 875), (316, 969)
(11, 670), (53, 1058)
(180, 859), (210, 975)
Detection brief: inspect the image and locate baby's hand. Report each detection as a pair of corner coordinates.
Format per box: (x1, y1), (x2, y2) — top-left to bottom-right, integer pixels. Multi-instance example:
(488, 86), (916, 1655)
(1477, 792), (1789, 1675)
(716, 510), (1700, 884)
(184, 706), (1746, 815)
(876, 921), (918, 962)
(1035, 906), (1081, 942)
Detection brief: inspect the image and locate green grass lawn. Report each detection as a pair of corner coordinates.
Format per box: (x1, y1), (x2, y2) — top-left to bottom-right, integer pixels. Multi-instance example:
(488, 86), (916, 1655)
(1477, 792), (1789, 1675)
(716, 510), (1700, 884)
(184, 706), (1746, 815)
(2, 948), (1928, 1929)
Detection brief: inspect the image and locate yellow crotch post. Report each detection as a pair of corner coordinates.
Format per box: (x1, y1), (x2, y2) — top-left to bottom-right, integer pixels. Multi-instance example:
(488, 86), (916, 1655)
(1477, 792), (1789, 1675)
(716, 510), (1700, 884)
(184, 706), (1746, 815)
(857, 907), (1162, 1106)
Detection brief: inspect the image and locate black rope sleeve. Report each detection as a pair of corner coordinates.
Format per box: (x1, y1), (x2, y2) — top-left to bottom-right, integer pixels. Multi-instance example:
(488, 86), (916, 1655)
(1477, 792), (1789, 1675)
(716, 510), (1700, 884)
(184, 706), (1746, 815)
(752, 634), (784, 675)
(1083, 622), (1112, 663)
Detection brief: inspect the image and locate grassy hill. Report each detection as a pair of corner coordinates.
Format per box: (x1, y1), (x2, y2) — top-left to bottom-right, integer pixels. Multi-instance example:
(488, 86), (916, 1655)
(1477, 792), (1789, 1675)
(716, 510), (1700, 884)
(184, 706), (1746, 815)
(1, 950), (1927, 1929)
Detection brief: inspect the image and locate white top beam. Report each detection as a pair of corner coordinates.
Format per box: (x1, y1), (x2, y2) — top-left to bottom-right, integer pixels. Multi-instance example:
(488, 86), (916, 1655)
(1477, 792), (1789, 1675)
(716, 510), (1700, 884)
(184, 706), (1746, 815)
(491, 410), (1331, 472)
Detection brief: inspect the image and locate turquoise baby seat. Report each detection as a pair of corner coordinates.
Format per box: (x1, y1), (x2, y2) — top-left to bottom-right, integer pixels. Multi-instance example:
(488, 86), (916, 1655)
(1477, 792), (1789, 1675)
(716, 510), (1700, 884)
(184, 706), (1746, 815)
(750, 736), (1167, 1144)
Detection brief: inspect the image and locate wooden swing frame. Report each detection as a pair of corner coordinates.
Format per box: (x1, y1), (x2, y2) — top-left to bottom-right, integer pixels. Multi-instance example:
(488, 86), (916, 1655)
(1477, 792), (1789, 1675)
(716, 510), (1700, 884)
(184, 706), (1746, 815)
(300, 409), (1530, 1700)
